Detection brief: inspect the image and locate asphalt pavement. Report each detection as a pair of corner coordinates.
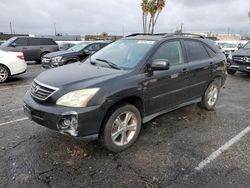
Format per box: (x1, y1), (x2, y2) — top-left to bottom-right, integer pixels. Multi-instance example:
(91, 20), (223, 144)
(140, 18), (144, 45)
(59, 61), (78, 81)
(0, 64), (249, 188)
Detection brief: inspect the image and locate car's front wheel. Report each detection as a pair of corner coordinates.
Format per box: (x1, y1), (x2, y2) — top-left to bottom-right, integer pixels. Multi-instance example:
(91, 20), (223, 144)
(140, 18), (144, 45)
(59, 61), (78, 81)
(200, 81), (220, 111)
(227, 69), (236, 75)
(101, 104), (141, 152)
(0, 65), (10, 83)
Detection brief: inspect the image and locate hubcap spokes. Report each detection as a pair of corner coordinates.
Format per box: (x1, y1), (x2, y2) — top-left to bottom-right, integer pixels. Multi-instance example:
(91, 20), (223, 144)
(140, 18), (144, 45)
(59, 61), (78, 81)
(0, 67), (8, 81)
(207, 85), (218, 106)
(111, 112), (137, 146)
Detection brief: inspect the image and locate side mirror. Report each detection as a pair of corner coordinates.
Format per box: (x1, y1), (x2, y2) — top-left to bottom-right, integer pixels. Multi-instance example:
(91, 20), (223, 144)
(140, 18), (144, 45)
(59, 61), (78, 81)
(150, 59), (170, 71)
(11, 42), (16, 47)
(83, 50), (90, 55)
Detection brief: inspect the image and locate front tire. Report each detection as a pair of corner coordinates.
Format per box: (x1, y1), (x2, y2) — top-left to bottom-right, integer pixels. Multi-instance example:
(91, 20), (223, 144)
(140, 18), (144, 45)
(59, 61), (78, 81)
(227, 69), (236, 75)
(0, 65), (10, 83)
(101, 104), (141, 152)
(200, 81), (220, 111)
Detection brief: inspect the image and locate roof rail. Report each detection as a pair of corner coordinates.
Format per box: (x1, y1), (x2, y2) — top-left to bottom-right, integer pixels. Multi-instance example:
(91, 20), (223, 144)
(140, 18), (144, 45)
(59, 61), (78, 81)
(163, 33), (205, 39)
(126, 33), (168, 37)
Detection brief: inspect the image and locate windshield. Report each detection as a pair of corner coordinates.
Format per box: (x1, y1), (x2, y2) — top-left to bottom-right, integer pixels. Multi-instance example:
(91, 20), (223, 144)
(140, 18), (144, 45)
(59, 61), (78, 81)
(1, 37), (16, 47)
(243, 42), (250, 49)
(218, 42), (238, 48)
(67, 42), (92, 51)
(91, 40), (155, 70)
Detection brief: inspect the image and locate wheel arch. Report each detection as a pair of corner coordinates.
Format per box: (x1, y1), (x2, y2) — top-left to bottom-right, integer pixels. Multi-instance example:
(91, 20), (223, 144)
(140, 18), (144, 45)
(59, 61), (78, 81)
(99, 95), (144, 137)
(0, 63), (11, 75)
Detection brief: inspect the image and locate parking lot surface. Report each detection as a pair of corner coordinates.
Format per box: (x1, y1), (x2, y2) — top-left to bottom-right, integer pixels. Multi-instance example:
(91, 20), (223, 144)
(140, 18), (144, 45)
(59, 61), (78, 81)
(0, 64), (249, 188)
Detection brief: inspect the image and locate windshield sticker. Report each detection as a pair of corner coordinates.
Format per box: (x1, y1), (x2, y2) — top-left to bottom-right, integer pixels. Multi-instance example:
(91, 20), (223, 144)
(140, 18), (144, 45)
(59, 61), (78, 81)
(137, 41), (155, 45)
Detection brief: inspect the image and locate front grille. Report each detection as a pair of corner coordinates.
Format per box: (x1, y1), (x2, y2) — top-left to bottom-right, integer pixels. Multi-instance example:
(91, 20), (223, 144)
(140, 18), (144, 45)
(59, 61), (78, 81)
(233, 56), (250, 64)
(30, 80), (59, 101)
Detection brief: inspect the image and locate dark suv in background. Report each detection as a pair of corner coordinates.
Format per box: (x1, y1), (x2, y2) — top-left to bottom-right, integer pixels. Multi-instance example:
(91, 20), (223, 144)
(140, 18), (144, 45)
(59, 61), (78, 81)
(0, 37), (59, 62)
(227, 41), (250, 74)
(42, 41), (110, 69)
(24, 33), (227, 152)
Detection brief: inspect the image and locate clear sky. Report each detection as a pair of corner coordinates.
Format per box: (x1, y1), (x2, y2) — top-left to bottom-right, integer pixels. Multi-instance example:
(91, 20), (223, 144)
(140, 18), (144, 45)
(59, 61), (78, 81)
(0, 0), (249, 35)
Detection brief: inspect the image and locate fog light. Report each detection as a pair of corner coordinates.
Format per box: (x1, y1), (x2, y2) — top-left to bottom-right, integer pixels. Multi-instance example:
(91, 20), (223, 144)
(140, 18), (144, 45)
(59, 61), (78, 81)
(57, 112), (79, 136)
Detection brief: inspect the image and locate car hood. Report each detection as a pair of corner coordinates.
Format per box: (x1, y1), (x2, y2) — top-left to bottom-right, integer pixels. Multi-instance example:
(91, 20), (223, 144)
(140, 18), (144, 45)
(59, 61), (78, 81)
(35, 62), (126, 89)
(44, 50), (78, 58)
(232, 48), (250, 56)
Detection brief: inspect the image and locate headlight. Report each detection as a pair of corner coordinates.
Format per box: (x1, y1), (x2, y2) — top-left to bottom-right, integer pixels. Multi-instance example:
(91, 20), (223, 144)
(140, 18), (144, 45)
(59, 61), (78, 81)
(51, 56), (62, 63)
(228, 53), (232, 60)
(56, 88), (99, 107)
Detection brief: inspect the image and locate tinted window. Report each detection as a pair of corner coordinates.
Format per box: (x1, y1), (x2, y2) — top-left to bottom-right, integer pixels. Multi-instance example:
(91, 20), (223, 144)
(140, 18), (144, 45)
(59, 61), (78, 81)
(205, 45), (216, 57)
(152, 41), (184, 65)
(184, 40), (209, 61)
(41, 39), (56, 45)
(15, 38), (28, 46)
(29, 38), (41, 46)
(86, 44), (101, 51)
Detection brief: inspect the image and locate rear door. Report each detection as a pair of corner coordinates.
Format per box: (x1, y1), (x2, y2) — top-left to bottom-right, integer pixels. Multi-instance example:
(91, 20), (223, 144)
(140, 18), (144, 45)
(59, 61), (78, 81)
(144, 40), (190, 115)
(28, 38), (42, 60)
(183, 39), (213, 99)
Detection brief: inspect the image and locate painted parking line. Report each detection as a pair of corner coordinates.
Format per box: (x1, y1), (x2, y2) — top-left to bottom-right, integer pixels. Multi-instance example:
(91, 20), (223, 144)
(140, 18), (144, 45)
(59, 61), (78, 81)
(195, 125), (250, 171)
(10, 108), (23, 112)
(0, 84), (30, 91)
(0, 117), (29, 127)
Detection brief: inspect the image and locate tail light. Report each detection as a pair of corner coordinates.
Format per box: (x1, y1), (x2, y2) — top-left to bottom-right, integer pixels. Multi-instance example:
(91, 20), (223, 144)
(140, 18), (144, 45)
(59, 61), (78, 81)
(17, 54), (25, 60)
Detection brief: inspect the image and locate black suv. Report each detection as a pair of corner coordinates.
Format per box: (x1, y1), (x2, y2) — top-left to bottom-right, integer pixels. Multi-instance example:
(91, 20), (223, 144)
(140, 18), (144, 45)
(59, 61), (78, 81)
(227, 41), (250, 74)
(23, 33), (227, 152)
(0, 37), (59, 62)
(41, 41), (110, 69)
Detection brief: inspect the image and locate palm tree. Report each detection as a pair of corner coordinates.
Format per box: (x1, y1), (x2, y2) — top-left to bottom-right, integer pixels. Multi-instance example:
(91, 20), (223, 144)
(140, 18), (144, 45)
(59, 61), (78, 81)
(141, 0), (149, 33)
(141, 0), (166, 34)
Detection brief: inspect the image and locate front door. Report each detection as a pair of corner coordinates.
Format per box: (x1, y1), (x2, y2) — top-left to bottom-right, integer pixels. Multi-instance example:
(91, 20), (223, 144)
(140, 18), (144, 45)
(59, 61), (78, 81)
(143, 40), (190, 115)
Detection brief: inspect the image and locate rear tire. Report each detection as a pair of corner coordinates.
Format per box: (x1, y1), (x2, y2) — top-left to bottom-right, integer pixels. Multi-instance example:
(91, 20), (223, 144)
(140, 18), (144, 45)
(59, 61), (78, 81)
(100, 104), (141, 152)
(200, 81), (220, 111)
(0, 65), (10, 83)
(227, 69), (236, 75)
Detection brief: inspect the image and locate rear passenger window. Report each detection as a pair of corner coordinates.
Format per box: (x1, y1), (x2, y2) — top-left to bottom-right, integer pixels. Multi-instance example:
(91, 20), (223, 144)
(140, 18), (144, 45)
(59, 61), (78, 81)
(205, 45), (216, 57)
(14, 38), (28, 46)
(41, 39), (56, 45)
(184, 40), (209, 61)
(152, 41), (184, 65)
(29, 38), (41, 46)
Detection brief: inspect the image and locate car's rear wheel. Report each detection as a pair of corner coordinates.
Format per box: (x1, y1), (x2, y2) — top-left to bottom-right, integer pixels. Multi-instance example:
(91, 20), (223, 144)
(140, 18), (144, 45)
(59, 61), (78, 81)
(227, 69), (236, 75)
(101, 104), (141, 152)
(0, 65), (10, 83)
(200, 81), (220, 111)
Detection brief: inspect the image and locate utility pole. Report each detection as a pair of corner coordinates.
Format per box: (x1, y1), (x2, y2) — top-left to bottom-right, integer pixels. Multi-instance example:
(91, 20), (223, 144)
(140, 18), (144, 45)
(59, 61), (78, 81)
(10, 22), (13, 34)
(180, 23), (184, 33)
(54, 22), (57, 36)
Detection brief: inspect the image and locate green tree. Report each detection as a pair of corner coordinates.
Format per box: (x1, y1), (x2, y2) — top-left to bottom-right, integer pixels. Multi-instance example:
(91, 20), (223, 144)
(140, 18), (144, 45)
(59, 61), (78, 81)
(141, 0), (166, 34)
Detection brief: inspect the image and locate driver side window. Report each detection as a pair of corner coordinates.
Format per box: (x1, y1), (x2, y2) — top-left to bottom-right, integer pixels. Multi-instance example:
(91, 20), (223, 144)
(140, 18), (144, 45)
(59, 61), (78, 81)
(152, 41), (184, 66)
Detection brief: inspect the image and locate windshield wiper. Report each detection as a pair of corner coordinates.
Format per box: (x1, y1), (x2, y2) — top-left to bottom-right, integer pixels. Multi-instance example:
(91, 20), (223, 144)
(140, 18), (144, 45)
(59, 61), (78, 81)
(95, 58), (121, 70)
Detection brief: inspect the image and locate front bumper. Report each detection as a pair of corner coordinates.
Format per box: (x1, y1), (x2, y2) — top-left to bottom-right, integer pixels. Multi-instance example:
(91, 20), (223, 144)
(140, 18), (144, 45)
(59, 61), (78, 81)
(23, 91), (104, 140)
(227, 59), (250, 72)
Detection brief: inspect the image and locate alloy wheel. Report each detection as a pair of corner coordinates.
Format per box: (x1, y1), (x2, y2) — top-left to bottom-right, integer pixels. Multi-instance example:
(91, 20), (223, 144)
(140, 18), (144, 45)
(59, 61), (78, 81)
(111, 111), (138, 146)
(0, 66), (8, 83)
(207, 85), (218, 107)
